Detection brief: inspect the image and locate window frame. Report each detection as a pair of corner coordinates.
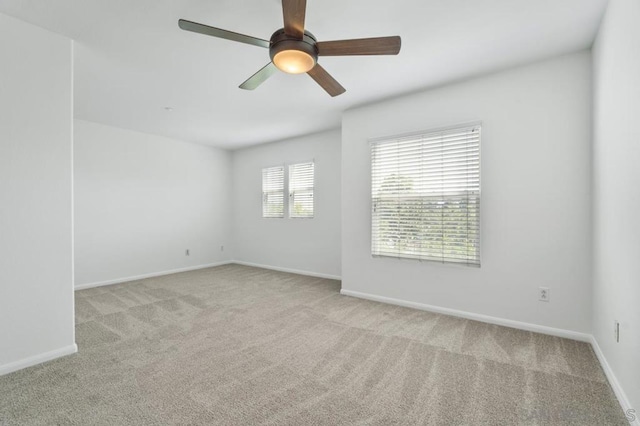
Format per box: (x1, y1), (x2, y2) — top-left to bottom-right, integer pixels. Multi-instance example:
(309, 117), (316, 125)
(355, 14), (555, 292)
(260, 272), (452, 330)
(262, 165), (285, 219)
(288, 161), (315, 219)
(368, 122), (482, 267)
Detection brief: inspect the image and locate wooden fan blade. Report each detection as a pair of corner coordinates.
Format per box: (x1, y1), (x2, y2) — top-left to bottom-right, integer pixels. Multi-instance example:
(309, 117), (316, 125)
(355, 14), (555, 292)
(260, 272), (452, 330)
(282, 0), (306, 39)
(307, 64), (345, 97)
(239, 63), (278, 90)
(317, 36), (401, 56)
(178, 19), (269, 48)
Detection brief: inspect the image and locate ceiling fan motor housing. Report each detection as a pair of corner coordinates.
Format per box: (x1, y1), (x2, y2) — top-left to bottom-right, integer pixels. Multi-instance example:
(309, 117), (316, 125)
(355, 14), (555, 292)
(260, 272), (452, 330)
(269, 29), (318, 65)
(178, 0), (400, 95)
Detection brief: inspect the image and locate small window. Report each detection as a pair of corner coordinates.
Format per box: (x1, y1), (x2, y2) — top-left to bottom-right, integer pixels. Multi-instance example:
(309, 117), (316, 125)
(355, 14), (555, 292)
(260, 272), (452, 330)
(289, 162), (314, 218)
(262, 166), (284, 218)
(371, 124), (481, 266)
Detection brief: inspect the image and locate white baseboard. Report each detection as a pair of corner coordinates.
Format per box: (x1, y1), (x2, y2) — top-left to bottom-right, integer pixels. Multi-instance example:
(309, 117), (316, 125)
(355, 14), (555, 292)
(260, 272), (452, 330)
(75, 261), (340, 291)
(340, 289), (591, 342)
(232, 261), (341, 281)
(75, 261), (233, 290)
(340, 289), (639, 422)
(590, 336), (639, 425)
(0, 344), (78, 376)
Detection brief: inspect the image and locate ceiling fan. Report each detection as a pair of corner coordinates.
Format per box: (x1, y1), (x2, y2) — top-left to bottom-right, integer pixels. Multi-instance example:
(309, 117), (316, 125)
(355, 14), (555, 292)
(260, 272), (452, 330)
(178, 0), (401, 97)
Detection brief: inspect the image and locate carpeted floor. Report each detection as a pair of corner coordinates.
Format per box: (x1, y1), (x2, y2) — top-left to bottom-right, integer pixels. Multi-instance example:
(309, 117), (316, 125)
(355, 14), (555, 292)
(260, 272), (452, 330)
(0, 264), (627, 425)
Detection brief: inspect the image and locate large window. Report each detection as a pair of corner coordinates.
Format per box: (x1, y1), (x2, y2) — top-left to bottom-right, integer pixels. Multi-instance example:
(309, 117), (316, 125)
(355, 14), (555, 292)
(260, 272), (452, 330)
(289, 162), (314, 218)
(371, 124), (481, 266)
(262, 166), (284, 218)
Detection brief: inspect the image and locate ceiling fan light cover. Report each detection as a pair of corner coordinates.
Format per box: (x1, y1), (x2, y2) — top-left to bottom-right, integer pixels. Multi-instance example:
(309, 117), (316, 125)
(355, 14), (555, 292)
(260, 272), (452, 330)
(273, 49), (315, 74)
(178, 0), (400, 96)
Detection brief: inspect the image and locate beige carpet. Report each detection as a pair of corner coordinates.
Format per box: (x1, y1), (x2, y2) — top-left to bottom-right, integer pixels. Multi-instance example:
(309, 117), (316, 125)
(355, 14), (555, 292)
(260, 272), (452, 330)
(0, 264), (627, 425)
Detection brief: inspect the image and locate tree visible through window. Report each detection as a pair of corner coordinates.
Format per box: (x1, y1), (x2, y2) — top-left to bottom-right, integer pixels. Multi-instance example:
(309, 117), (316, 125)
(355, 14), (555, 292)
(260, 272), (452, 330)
(371, 125), (481, 266)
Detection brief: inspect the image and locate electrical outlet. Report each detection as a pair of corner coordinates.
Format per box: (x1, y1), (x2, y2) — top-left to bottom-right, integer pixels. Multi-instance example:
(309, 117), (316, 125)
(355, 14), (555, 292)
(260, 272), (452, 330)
(614, 320), (620, 342)
(539, 287), (550, 302)
(220, 245), (224, 252)
(185, 249), (190, 256)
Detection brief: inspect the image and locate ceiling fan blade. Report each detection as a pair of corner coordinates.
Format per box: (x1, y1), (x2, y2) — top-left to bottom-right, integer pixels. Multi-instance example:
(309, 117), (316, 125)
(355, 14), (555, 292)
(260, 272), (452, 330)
(307, 64), (346, 97)
(282, 0), (306, 39)
(317, 36), (401, 56)
(239, 63), (278, 90)
(178, 19), (269, 48)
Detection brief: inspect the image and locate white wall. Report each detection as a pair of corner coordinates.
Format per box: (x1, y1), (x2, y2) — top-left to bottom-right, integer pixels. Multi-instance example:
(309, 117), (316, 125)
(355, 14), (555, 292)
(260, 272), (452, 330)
(232, 130), (341, 279)
(592, 0), (640, 414)
(342, 52), (592, 333)
(74, 120), (232, 287)
(0, 14), (76, 372)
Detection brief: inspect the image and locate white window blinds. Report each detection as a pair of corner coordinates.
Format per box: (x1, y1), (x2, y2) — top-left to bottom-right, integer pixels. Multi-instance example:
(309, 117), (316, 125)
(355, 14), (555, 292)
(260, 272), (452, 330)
(289, 162), (314, 218)
(262, 166), (284, 218)
(371, 124), (481, 266)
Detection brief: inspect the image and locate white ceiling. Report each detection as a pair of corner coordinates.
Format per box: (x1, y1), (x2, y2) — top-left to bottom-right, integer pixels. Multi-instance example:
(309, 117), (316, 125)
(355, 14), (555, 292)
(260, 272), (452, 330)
(0, 0), (607, 149)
